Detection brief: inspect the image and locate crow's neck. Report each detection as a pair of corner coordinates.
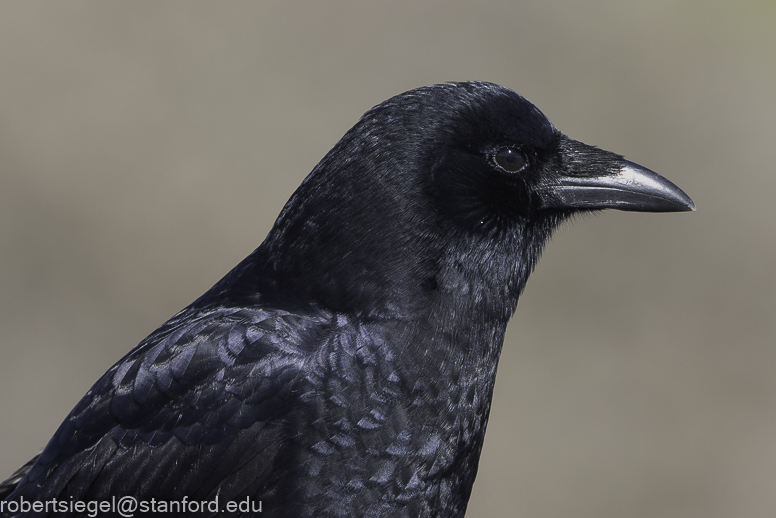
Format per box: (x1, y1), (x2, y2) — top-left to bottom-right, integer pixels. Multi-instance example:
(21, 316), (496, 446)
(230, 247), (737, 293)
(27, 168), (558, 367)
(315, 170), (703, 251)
(198, 213), (558, 328)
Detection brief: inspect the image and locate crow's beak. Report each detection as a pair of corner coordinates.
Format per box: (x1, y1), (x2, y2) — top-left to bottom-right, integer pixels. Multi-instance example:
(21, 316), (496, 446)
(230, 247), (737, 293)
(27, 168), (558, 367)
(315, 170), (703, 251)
(538, 138), (695, 213)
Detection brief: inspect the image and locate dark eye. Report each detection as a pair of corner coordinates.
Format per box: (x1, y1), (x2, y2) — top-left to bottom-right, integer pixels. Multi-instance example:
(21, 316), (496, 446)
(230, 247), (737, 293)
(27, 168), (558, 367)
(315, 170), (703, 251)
(494, 147), (527, 172)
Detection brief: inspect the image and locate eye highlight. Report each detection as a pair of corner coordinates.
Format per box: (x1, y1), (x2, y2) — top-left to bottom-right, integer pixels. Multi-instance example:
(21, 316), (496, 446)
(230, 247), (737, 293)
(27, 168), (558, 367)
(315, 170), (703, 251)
(493, 147), (527, 173)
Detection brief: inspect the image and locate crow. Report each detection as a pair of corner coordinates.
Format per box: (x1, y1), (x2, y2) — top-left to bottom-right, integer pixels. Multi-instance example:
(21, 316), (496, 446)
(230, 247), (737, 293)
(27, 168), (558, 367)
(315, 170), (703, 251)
(0, 82), (694, 517)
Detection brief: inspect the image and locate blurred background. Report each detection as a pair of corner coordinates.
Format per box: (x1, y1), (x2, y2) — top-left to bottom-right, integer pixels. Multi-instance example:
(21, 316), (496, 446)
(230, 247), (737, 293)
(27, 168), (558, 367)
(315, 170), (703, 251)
(0, 1), (774, 516)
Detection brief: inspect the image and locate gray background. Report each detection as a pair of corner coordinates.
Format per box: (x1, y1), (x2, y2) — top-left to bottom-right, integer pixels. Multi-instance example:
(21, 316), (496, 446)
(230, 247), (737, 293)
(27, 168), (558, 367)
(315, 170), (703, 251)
(1, 2), (774, 517)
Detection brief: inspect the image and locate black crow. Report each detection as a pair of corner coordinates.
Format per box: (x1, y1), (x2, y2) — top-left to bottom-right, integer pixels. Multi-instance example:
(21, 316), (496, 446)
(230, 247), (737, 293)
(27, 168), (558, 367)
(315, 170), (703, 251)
(0, 82), (694, 517)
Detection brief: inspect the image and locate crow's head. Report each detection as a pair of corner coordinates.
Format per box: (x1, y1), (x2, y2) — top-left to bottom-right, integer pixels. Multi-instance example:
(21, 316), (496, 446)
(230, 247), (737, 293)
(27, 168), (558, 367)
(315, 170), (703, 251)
(221, 82), (694, 318)
(414, 82), (694, 230)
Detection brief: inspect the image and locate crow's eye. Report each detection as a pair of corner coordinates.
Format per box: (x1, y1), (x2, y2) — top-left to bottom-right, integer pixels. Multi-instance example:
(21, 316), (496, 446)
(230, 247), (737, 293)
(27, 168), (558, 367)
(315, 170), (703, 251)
(493, 147), (527, 173)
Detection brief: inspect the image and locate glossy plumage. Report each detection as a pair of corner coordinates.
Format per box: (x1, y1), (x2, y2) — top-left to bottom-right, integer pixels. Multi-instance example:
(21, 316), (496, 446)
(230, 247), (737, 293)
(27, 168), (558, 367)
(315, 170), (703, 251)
(1, 82), (693, 517)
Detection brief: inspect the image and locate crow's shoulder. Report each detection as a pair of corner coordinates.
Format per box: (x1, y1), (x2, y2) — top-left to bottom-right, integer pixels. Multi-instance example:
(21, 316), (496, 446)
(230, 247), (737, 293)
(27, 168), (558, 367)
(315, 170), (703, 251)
(9, 304), (335, 503)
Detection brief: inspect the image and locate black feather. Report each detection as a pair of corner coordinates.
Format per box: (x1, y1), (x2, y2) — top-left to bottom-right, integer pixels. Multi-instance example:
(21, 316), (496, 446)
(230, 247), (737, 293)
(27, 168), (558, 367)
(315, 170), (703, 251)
(1, 82), (692, 517)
